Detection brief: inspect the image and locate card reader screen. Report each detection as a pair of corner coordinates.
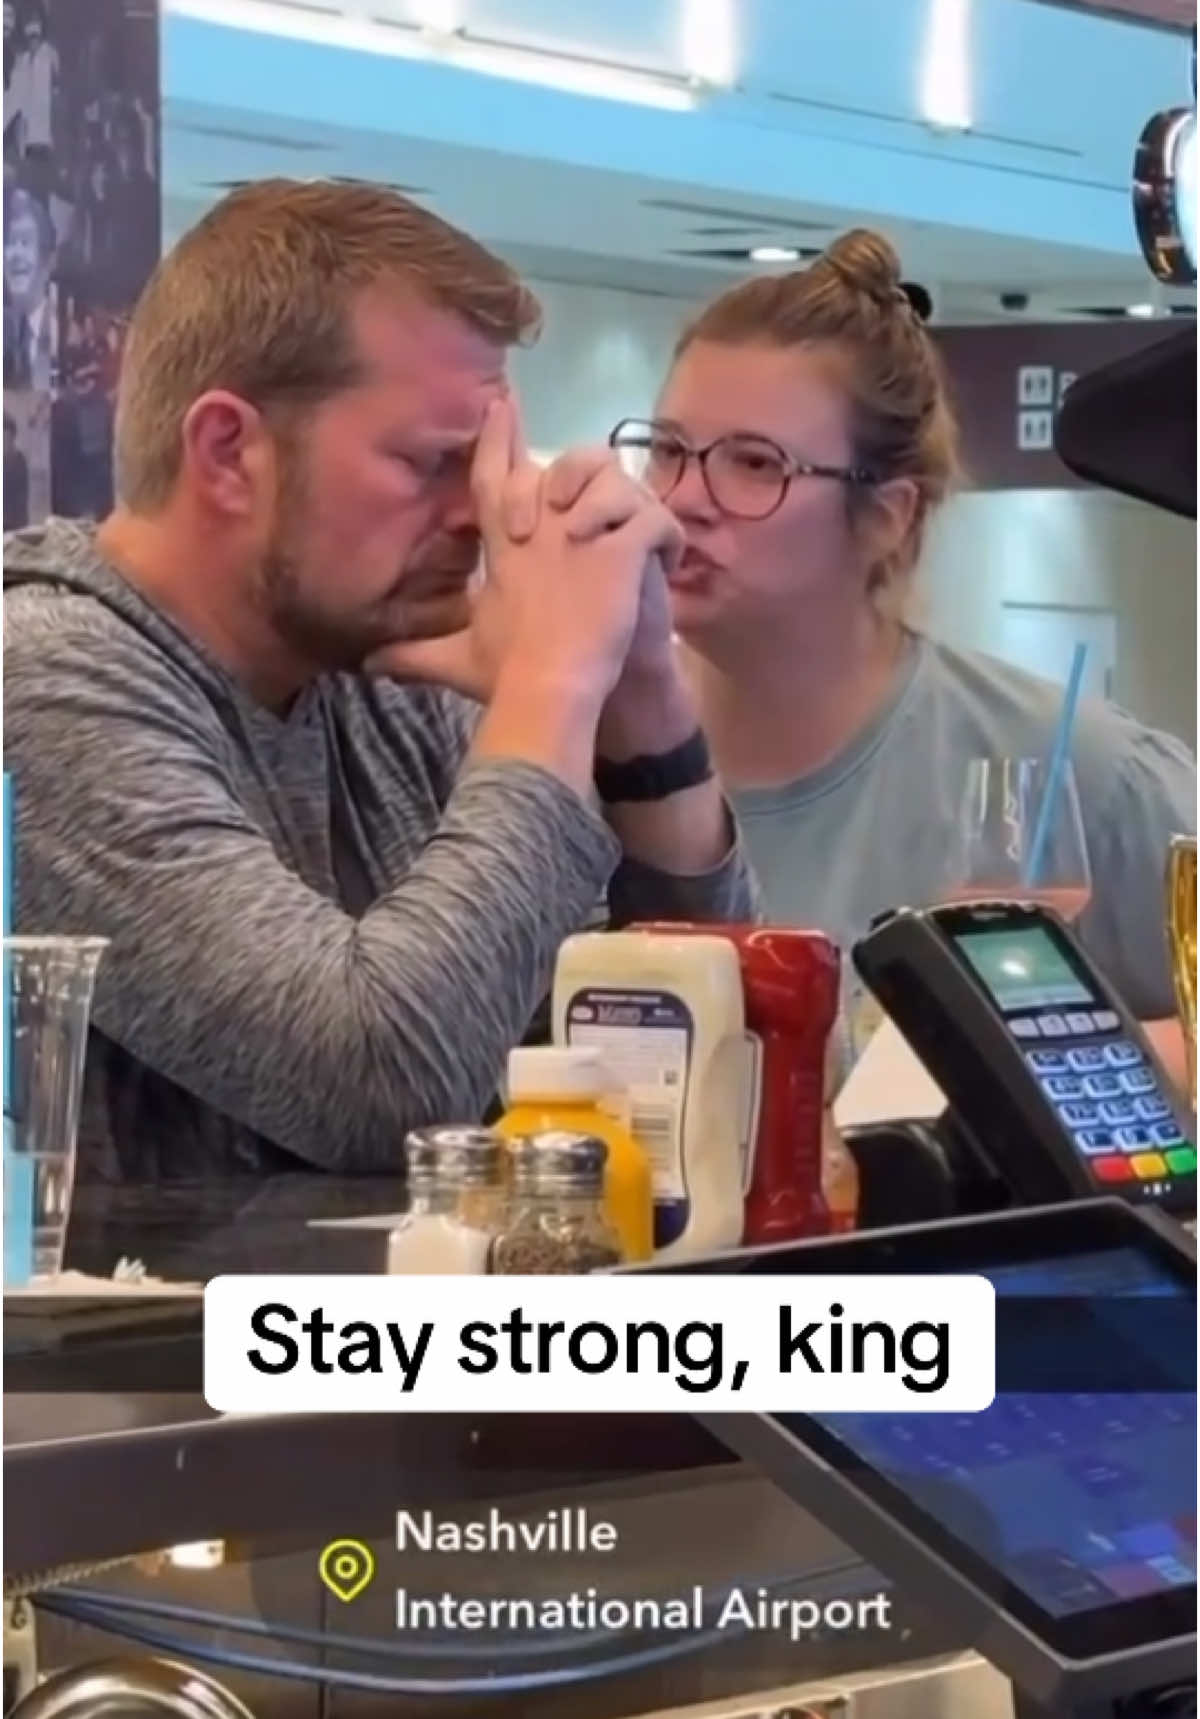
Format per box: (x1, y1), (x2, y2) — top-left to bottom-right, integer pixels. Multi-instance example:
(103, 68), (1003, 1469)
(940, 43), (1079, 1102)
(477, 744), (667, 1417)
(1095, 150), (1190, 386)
(956, 925), (1095, 1015)
(811, 1247), (1196, 1620)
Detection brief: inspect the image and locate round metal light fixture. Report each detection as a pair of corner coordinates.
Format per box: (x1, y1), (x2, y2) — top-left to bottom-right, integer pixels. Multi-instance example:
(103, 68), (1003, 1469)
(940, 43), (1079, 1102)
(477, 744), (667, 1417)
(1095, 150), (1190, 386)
(1132, 30), (1197, 287)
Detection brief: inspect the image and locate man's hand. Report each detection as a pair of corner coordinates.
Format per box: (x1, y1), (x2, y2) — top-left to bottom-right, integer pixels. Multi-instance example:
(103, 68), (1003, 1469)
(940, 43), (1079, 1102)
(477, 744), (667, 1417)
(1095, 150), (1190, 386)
(374, 405), (683, 708)
(538, 447), (733, 877)
(364, 406), (539, 700)
(374, 398), (684, 800)
(538, 449), (693, 751)
(541, 446), (682, 682)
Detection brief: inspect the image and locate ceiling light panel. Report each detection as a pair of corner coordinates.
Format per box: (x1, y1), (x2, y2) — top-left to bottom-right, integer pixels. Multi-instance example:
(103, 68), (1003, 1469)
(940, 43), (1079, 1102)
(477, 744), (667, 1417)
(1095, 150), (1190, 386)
(167, 0), (702, 108)
(681, 0), (739, 87)
(920, 0), (973, 130)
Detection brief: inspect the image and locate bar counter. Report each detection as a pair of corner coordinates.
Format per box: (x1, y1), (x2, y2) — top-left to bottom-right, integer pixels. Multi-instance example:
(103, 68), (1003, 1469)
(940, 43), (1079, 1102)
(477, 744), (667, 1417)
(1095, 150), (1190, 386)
(3, 1171), (999, 1718)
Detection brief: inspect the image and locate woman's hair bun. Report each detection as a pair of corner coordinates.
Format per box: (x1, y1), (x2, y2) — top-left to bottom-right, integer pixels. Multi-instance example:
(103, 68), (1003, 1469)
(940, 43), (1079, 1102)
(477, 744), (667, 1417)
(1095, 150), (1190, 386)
(822, 228), (903, 304)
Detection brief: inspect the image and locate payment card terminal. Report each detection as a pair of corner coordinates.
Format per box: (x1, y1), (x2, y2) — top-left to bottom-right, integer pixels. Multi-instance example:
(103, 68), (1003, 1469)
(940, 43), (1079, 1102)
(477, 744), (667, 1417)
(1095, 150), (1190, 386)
(852, 901), (1196, 1217)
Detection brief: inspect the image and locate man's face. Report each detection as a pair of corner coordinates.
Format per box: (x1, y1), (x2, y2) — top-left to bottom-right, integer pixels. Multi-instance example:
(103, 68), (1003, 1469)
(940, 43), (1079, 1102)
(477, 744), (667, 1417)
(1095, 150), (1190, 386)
(4, 7), (15, 42)
(5, 208), (46, 310)
(257, 292), (506, 674)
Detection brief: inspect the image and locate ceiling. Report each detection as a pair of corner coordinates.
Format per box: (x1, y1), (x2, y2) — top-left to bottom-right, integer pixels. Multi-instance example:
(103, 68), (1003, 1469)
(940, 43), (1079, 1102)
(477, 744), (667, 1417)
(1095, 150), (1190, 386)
(161, 0), (1197, 325)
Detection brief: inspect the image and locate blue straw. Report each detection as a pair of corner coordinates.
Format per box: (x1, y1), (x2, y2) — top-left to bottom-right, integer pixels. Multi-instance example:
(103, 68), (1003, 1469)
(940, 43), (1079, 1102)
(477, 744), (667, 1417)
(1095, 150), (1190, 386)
(1023, 642), (1088, 888)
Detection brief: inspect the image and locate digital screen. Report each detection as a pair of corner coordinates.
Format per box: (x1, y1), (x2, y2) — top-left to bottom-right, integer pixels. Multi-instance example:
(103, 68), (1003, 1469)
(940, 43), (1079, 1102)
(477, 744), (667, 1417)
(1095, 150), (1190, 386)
(956, 926), (1095, 1014)
(808, 1248), (1197, 1620)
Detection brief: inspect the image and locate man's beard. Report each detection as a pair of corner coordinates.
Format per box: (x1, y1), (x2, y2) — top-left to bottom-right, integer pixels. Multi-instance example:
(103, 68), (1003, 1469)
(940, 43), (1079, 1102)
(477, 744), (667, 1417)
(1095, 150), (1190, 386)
(259, 457), (479, 676)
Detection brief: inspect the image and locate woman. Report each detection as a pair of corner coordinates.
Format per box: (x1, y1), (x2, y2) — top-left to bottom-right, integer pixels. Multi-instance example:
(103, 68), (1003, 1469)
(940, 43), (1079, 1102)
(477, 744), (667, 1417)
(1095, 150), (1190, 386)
(610, 229), (1194, 1062)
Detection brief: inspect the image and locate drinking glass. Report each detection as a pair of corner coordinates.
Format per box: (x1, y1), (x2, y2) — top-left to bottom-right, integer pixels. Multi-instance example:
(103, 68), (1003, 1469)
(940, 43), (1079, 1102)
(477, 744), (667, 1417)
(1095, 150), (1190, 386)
(1166, 835), (1197, 1109)
(4, 936), (107, 1280)
(946, 757), (1092, 921)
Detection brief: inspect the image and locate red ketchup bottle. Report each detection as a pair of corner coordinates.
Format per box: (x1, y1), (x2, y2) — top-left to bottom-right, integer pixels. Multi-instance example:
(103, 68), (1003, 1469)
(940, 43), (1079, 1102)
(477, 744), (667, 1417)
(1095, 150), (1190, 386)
(629, 923), (842, 1245)
(731, 927), (841, 1244)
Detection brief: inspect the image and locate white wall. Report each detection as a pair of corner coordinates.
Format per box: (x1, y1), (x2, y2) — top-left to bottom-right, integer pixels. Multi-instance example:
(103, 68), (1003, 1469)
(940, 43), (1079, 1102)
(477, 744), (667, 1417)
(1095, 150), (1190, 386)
(518, 275), (1198, 749)
(512, 275), (698, 452)
(923, 491), (1197, 746)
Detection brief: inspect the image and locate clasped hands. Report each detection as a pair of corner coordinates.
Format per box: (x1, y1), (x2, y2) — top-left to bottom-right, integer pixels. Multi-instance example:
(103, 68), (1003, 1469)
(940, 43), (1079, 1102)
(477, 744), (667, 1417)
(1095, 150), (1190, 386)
(369, 395), (685, 714)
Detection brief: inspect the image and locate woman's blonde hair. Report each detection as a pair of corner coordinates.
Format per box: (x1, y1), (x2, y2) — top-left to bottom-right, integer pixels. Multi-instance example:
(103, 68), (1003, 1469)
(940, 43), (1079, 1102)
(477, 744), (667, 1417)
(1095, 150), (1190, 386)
(676, 228), (961, 604)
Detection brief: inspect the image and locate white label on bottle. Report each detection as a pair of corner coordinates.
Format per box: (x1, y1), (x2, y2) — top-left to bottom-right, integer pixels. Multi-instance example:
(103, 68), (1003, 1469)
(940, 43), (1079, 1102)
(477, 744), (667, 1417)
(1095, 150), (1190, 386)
(563, 987), (692, 1201)
(741, 1031), (763, 1194)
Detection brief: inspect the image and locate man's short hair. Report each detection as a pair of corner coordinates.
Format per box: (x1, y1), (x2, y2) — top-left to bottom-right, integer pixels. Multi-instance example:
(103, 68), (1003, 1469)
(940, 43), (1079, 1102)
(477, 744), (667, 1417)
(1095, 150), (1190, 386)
(114, 177), (542, 512)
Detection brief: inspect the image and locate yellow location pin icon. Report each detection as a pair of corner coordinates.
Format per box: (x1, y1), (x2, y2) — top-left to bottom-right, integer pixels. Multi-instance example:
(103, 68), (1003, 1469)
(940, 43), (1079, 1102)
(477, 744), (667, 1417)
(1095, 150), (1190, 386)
(319, 1539), (376, 1603)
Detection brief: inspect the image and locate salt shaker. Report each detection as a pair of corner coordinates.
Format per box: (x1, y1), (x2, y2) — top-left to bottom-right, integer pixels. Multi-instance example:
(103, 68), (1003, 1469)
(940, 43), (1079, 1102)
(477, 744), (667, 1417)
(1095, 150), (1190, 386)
(389, 1126), (505, 1274)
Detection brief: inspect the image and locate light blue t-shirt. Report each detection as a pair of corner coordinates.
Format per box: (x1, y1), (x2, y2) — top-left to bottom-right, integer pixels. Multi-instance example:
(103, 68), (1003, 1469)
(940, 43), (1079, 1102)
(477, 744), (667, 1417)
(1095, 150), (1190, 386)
(730, 633), (1196, 1050)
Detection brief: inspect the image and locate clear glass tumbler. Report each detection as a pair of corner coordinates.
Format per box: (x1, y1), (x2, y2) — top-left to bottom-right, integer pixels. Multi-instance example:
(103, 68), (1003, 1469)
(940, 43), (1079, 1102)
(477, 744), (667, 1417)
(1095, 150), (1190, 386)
(4, 936), (108, 1279)
(946, 757), (1092, 922)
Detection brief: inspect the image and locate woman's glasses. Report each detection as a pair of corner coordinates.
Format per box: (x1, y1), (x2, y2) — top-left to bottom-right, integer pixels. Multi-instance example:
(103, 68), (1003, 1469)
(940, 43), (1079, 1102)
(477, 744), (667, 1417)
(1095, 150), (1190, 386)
(609, 418), (876, 521)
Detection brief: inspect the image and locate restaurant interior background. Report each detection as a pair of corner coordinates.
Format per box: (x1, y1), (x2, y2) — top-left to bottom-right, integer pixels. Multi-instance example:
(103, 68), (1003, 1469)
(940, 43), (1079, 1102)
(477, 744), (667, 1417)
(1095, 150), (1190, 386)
(4, 0), (1196, 739)
(3, 3), (1197, 1718)
(165, 0), (1198, 746)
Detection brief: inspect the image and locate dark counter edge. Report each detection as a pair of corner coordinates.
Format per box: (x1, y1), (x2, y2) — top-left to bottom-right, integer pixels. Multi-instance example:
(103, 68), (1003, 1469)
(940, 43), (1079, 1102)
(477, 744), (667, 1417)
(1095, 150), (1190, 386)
(4, 1410), (735, 1579)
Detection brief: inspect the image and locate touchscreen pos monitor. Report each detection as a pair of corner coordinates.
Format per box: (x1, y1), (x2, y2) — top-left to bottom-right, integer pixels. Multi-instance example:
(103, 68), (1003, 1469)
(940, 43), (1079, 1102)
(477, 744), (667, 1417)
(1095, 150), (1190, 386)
(638, 1202), (1196, 1717)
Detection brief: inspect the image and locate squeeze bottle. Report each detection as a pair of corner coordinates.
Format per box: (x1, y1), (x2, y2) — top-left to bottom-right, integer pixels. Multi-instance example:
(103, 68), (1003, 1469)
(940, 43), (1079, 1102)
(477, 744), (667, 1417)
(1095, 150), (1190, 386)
(631, 922), (844, 1243)
(551, 931), (746, 1259)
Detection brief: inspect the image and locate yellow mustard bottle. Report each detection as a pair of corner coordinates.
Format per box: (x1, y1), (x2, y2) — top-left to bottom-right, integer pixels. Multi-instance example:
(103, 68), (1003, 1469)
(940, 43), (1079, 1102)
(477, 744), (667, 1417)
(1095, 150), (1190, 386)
(496, 1047), (654, 1262)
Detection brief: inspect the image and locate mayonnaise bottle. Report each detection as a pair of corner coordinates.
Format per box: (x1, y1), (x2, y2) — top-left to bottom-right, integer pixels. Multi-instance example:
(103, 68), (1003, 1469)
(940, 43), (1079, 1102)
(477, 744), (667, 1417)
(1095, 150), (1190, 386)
(551, 931), (747, 1259)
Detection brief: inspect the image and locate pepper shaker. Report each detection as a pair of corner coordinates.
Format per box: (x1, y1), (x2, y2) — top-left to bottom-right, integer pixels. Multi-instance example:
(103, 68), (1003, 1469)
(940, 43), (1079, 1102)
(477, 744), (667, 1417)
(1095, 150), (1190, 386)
(489, 1132), (624, 1274)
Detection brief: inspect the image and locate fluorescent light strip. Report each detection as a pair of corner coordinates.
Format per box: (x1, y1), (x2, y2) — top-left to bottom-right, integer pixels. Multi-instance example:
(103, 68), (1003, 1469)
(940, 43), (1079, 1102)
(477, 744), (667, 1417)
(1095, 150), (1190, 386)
(920, 0), (972, 131)
(681, 0), (738, 88)
(167, 0), (701, 110)
(406, 0), (459, 30)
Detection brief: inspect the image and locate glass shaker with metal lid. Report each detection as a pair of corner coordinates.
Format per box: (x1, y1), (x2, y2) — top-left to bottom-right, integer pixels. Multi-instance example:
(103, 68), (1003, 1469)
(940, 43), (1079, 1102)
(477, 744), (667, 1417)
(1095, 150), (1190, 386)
(489, 1132), (624, 1274)
(388, 1125), (505, 1274)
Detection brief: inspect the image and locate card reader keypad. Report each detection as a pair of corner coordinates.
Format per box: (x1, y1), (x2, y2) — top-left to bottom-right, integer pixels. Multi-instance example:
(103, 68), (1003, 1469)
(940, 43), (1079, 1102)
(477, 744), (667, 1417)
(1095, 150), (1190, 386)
(1016, 1018), (1195, 1193)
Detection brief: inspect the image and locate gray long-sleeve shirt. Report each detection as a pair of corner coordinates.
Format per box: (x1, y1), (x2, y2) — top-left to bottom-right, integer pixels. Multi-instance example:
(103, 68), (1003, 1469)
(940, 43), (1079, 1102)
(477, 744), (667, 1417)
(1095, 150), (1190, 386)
(4, 519), (758, 1182)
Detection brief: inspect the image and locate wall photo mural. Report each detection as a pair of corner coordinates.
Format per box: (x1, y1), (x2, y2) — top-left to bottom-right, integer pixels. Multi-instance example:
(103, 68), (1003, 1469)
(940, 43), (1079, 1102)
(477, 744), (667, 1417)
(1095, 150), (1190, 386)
(4, 0), (159, 529)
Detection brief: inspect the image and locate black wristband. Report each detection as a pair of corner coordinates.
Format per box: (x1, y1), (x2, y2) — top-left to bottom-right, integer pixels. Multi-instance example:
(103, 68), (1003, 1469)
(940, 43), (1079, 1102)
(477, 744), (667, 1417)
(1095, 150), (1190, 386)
(594, 728), (714, 804)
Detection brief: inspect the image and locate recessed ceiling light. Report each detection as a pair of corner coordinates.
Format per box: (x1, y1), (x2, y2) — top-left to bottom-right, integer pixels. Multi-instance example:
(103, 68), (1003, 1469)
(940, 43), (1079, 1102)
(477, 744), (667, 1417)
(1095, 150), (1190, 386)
(1127, 302), (1158, 317)
(751, 245), (800, 263)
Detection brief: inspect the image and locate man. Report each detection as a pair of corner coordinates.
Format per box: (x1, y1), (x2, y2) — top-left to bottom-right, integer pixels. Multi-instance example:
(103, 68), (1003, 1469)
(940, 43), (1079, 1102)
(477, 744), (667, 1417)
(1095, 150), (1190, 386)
(5, 179), (757, 1182)
(3, 184), (55, 392)
(7, 5), (56, 153)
